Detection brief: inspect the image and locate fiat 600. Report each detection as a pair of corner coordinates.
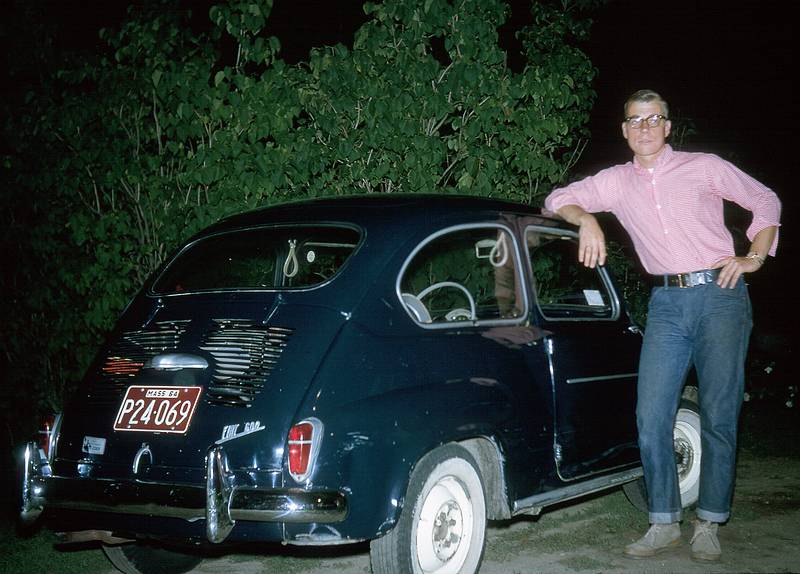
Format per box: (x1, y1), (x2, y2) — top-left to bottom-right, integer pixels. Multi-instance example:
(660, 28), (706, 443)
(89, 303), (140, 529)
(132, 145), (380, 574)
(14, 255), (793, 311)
(20, 195), (701, 574)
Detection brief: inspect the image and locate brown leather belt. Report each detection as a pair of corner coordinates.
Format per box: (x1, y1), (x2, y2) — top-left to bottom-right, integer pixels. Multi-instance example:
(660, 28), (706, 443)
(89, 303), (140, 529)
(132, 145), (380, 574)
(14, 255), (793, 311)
(652, 268), (720, 288)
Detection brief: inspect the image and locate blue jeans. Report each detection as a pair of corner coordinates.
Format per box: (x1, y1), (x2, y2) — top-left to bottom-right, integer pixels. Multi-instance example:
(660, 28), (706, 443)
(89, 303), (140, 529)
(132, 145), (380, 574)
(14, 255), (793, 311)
(637, 278), (752, 524)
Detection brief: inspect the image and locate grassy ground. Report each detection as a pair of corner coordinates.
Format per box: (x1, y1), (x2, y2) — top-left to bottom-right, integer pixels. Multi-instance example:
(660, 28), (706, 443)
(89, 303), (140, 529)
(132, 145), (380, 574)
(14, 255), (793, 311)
(0, 526), (111, 574)
(1, 397), (797, 574)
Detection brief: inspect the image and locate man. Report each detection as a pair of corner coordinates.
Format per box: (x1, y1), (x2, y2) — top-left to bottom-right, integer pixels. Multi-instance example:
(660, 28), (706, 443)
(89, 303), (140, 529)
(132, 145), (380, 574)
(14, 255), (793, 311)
(544, 89), (780, 562)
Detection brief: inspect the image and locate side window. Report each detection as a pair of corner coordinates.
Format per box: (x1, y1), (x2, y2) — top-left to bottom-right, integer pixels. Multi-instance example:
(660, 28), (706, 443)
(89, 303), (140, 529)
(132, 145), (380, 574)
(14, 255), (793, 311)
(527, 228), (616, 320)
(399, 227), (524, 325)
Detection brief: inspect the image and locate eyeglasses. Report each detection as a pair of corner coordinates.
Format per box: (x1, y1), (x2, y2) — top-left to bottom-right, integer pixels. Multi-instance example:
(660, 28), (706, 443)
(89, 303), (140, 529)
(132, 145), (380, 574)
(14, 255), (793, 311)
(625, 114), (667, 129)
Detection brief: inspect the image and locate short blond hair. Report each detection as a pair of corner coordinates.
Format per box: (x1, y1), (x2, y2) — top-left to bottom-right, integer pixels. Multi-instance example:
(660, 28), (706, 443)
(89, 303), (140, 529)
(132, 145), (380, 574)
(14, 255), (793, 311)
(624, 89), (669, 118)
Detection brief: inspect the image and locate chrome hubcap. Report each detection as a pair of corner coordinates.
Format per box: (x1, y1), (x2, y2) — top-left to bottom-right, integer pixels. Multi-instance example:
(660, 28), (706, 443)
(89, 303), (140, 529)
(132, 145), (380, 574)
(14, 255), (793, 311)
(432, 501), (462, 562)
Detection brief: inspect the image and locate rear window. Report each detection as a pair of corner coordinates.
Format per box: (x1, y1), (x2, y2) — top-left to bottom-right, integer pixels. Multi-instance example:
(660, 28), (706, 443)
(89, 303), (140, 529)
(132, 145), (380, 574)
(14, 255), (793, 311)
(152, 226), (360, 294)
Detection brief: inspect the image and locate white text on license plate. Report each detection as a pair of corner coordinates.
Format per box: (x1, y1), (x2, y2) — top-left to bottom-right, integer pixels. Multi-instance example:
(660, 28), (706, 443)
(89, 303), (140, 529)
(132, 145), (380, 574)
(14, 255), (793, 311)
(114, 386), (202, 434)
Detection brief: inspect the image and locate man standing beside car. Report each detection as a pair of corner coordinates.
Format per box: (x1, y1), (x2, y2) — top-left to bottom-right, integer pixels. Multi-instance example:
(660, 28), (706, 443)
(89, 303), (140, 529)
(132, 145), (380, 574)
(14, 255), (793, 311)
(543, 89), (780, 562)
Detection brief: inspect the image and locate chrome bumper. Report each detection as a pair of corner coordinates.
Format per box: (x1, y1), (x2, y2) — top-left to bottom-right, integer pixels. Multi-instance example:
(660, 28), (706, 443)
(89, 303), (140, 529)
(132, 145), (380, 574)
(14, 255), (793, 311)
(19, 442), (347, 543)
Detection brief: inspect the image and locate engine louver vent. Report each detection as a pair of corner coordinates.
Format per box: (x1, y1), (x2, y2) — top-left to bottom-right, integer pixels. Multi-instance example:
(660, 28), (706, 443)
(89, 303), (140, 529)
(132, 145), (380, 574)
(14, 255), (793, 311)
(200, 320), (293, 407)
(93, 320), (191, 404)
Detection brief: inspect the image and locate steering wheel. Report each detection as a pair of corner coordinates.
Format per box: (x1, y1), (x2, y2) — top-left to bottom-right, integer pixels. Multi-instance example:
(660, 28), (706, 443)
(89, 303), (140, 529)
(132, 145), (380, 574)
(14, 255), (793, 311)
(417, 281), (476, 321)
(444, 308), (472, 321)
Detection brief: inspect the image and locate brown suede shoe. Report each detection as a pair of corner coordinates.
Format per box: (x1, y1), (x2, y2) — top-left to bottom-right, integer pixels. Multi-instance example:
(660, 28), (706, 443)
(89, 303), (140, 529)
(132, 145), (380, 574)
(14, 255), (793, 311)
(623, 523), (682, 558)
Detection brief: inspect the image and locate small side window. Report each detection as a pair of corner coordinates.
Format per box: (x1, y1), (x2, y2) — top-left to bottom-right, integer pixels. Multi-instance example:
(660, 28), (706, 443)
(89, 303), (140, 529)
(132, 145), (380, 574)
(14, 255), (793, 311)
(527, 228), (616, 320)
(399, 226), (525, 325)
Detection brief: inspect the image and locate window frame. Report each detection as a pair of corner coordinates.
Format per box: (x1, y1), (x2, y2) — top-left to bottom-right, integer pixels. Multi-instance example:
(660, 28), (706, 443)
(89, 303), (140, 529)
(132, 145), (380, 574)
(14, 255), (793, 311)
(524, 225), (622, 322)
(396, 222), (529, 329)
(149, 223), (363, 297)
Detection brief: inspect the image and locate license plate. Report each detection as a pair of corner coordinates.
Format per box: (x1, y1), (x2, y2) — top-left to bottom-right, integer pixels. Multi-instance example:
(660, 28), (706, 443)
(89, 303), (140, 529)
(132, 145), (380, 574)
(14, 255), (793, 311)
(114, 386), (202, 434)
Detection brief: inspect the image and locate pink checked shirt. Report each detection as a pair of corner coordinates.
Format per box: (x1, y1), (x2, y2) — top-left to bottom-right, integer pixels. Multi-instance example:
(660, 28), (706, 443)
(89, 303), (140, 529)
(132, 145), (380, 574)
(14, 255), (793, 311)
(544, 145), (781, 275)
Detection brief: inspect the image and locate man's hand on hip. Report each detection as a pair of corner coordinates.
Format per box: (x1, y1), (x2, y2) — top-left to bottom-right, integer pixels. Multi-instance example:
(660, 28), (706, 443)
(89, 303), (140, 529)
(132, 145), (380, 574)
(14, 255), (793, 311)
(713, 256), (762, 289)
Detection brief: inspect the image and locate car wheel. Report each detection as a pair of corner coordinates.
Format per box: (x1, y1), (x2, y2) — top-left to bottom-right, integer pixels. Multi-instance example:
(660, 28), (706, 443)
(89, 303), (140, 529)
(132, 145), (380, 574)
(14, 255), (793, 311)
(624, 391), (702, 512)
(370, 443), (487, 574)
(103, 543), (203, 574)
(673, 400), (702, 506)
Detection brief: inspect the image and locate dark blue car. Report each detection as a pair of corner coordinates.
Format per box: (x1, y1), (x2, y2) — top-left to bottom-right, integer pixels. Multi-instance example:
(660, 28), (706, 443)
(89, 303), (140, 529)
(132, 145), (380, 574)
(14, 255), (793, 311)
(20, 195), (702, 574)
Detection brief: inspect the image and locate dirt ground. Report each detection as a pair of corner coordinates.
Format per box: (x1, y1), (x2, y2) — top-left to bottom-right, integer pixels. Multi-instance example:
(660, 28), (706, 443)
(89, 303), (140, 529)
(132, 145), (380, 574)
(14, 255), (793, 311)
(95, 447), (799, 574)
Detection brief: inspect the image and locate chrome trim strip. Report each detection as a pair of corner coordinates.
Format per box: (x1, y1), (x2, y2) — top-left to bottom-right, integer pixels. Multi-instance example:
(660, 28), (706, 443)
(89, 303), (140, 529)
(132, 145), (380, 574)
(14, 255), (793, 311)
(512, 466), (643, 515)
(566, 373), (638, 385)
(48, 497), (206, 520)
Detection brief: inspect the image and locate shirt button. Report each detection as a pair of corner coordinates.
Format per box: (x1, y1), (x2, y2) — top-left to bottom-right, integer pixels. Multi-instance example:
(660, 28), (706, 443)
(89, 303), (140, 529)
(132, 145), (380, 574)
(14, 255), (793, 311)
(664, 230), (669, 234)
(656, 204), (662, 209)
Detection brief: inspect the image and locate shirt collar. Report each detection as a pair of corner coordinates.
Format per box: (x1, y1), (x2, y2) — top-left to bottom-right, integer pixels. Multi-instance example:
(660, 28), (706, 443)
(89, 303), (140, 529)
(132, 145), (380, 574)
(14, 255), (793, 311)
(633, 144), (674, 172)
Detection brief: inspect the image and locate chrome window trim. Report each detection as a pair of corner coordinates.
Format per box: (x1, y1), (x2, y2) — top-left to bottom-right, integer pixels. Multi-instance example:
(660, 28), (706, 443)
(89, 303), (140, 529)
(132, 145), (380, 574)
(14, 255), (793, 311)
(148, 222), (364, 297)
(395, 222), (529, 330)
(524, 225), (621, 322)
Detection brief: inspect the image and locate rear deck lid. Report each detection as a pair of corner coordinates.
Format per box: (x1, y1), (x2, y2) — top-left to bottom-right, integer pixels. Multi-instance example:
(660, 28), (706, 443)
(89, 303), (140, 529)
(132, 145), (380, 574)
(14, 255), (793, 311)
(55, 224), (362, 478)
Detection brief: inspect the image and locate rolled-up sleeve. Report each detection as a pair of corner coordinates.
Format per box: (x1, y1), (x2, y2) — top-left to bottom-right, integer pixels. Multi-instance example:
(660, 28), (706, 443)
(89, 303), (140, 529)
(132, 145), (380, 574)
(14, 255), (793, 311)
(544, 169), (620, 216)
(709, 157), (782, 256)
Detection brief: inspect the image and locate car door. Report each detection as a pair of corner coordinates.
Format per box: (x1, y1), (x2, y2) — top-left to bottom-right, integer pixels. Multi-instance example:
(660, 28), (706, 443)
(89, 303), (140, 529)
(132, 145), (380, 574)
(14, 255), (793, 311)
(526, 225), (641, 480)
(394, 221), (561, 495)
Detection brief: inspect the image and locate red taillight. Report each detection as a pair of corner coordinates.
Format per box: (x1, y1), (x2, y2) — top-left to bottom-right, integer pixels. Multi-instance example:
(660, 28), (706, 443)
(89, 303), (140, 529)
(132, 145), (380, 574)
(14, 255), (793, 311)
(287, 418), (322, 483)
(37, 413), (59, 459)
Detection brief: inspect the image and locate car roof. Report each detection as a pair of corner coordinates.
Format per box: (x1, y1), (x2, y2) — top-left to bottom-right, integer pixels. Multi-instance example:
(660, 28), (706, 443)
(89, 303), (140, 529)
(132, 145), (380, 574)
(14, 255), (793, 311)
(204, 194), (565, 235)
(150, 194), (575, 307)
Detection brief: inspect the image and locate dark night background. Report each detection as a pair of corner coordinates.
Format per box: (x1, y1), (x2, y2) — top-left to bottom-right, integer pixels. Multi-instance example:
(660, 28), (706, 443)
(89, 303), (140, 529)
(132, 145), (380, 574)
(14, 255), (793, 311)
(577, 0), (795, 353)
(2, 0), (795, 375)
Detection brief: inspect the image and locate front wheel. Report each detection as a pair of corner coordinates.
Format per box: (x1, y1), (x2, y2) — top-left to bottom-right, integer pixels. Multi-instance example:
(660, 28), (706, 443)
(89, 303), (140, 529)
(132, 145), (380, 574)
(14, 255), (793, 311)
(624, 390), (702, 512)
(103, 542), (203, 574)
(370, 444), (487, 574)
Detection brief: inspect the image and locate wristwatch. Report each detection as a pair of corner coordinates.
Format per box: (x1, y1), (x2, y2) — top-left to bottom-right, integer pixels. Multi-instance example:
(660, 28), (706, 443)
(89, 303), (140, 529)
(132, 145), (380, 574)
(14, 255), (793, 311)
(746, 252), (765, 266)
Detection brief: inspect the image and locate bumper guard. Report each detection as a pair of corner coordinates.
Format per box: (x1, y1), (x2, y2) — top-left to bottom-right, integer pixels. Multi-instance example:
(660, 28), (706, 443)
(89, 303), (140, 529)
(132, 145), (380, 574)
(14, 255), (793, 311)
(18, 442), (347, 544)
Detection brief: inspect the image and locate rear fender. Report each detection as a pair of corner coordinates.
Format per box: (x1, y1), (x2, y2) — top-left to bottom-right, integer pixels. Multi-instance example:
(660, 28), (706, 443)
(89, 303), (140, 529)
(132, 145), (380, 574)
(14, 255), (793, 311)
(287, 384), (512, 541)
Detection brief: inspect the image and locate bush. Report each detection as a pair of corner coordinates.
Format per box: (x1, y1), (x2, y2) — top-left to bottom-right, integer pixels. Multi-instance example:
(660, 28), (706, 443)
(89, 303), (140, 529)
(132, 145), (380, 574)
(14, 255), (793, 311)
(0, 0), (601, 442)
